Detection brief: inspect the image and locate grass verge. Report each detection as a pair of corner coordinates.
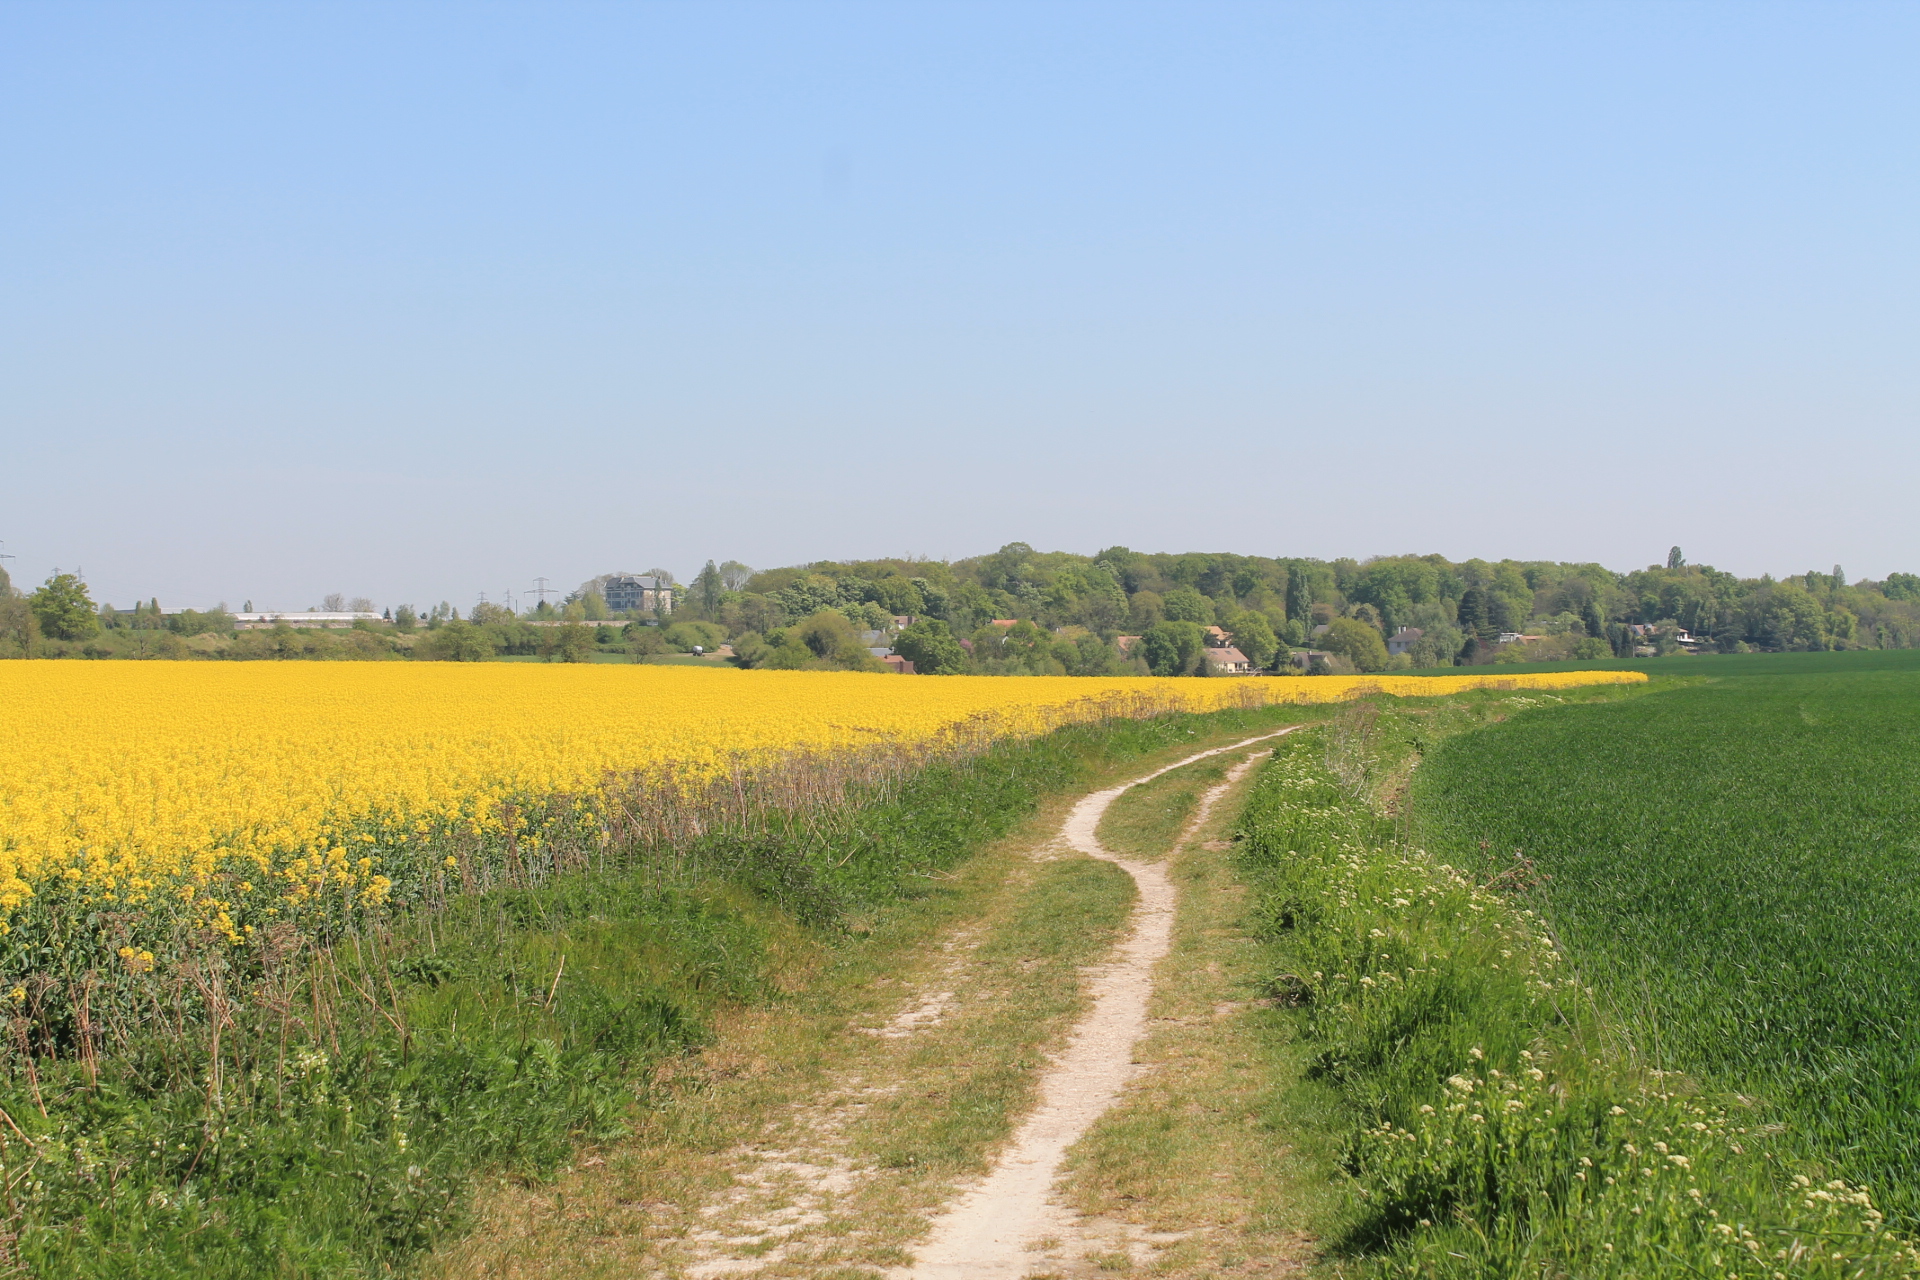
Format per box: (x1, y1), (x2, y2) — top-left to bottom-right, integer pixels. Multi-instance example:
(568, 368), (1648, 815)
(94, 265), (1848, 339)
(1235, 693), (1919, 1278)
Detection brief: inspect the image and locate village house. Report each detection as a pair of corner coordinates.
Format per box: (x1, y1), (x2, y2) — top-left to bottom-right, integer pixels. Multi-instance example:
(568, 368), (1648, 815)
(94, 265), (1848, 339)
(1626, 622), (1704, 652)
(1205, 645), (1255, 675)
(1387, 626), (1423, 657)
(600, 574), (674, 614)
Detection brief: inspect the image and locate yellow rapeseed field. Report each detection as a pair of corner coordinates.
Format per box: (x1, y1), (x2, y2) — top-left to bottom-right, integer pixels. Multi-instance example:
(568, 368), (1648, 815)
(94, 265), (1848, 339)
(0, 663), (1642, 938)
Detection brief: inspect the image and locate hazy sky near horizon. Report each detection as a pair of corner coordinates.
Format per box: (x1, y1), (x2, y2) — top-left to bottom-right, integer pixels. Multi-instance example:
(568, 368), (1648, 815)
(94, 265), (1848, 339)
(5, 2), (1917, 610)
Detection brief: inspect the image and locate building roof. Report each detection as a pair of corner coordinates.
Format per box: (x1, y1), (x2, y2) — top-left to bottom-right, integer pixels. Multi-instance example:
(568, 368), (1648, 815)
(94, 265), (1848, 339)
(1205, 645), (1251, 665)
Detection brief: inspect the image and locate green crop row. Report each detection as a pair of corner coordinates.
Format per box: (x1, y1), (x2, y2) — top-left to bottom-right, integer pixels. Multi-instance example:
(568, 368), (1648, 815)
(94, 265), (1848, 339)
(1237, 715), (1919, 1276)
(1411, 669), (1920, 1228)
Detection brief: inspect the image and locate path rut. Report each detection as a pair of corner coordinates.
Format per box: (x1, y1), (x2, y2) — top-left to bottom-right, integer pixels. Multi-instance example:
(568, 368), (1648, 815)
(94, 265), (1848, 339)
(897, 728), (1298, 1279)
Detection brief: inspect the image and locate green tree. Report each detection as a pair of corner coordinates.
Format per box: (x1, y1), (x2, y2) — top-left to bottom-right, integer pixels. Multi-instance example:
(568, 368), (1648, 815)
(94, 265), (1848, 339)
(1752, 582), (1829, 651)
(1668, 545), (1686, 570)
(471, 601), (516, 625)
(874, 576), (927, 618)
(30, 572), (100, 641)
(1161, 587), (1213, 624)
(628, 625), (671, 661)
(1284, 561), (1314, 625)
(1065, 632), (1124, 676)
(420, 619), (494, 661)
(1222, 611), (1278, 668)
(1071, 569), (1129, 633)
(1409, 624), (1464, 669)
(1140, 620), (1206, 676)
(893, 619), (967, 674)
(541, 623), (594, 663)
(695, 561), (723, 614)
(663, 620), (726, 652)
(1456, 587), (1492, 639)
(1321, 617), (1390, 672)
(999, 620), (1052, 668)
(1126, 590), (1165, 631)
(0, 593), (34, 657)
(789, 610), (884, 671)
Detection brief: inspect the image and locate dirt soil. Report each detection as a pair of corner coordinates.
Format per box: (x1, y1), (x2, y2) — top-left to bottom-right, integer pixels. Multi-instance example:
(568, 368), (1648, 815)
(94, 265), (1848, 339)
(896, 729), (1300, 1279)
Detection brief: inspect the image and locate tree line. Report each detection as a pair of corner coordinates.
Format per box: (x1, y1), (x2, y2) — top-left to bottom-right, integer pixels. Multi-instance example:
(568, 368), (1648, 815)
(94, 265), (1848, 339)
(7, 545), (1920, 672)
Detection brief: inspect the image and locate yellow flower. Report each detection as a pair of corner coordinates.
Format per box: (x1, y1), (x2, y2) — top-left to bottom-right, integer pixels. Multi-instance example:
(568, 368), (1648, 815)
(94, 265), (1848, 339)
(0, 664), (1640, 946)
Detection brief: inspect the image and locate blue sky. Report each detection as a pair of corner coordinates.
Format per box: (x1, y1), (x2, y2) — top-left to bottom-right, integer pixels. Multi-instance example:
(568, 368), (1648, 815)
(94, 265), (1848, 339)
(4, 2), (1916, 610)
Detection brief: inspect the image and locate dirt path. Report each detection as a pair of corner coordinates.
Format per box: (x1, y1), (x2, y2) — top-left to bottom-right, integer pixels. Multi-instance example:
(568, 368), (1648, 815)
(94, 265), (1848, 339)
(440, 728), (1299, 1279)
(896, 729), (1298, 1279)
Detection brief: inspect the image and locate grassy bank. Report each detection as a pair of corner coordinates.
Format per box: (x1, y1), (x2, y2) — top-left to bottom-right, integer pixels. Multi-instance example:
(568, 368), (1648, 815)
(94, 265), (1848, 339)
(1234, 690), (1917, 1277)
(1411, 666), (1920, 1228)
(7, 700), (1314, 1279)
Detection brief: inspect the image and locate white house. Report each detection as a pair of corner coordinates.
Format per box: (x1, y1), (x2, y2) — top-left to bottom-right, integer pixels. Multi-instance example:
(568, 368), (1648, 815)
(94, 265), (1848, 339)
(1387, 626), (1424, 657)
(1205, 645), (1255, 675)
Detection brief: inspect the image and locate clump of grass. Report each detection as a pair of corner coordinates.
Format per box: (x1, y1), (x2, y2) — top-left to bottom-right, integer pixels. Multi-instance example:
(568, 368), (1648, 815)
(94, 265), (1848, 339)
(1237, 720), (1919, 1277)
(1094, 754), (1233, 859)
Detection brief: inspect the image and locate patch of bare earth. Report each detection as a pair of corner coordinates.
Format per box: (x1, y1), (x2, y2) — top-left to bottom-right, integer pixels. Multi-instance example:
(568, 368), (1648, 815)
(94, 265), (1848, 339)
(670, 927), (990, 1279)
